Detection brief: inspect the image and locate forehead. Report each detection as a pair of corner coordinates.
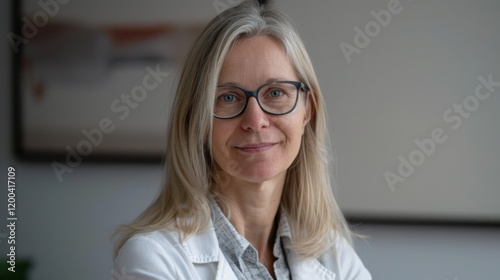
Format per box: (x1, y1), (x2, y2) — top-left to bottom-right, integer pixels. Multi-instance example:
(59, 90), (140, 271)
(218, 36), (298, 86)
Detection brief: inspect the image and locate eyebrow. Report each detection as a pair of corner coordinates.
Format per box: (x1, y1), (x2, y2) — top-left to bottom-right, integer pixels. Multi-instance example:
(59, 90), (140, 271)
(217, 77), (293, 86)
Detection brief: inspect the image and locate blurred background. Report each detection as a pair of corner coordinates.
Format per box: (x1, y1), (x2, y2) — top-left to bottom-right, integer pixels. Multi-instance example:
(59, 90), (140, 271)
(1, 0), (499, 279)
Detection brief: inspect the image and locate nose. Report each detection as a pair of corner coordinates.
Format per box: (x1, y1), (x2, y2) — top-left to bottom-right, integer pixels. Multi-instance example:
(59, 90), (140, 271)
(240, 97), (270, 131)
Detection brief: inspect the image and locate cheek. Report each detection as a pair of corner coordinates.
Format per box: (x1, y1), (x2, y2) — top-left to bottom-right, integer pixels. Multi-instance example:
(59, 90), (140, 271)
(279, 120), (305, 159)
(211, 121), (232, 160)
(287, 126), (305, 148)
(284, 110), (308, 140)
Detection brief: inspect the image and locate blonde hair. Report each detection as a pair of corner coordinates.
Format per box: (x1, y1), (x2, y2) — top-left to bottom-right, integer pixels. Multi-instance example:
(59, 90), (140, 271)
(114, 0), (351, 259)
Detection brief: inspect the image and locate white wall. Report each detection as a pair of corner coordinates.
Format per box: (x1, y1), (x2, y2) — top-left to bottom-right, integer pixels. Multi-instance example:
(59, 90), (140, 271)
(1, 1), (499, 280)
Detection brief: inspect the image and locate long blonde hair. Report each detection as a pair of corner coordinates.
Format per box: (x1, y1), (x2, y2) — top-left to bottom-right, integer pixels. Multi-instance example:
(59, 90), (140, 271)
(114, 0), (351, 259)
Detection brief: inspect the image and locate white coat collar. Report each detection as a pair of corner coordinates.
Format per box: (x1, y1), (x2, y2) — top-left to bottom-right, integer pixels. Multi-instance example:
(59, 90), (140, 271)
(182, 223), (238, 280)
(286, 249), (337, 280)
(182, 219), (336, 280)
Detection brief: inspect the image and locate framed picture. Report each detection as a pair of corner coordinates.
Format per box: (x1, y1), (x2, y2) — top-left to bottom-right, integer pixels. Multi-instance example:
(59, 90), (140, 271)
(12, 0), (208, 164)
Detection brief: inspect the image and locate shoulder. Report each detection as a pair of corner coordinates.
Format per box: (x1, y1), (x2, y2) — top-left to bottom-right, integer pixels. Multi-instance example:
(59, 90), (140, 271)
(113, 230), (195, 280)
(318, 235), (372, 280)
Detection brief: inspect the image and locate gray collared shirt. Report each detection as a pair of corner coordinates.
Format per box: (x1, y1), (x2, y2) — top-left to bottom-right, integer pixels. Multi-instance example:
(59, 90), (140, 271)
(209, 197), (292, 280)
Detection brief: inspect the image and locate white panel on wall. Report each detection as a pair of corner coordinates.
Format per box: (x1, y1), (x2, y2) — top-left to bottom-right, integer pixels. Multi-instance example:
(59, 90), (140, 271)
(279, 0), (500, 222)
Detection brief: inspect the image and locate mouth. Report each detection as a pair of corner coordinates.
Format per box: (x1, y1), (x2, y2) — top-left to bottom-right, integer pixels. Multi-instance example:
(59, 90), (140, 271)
(234, 142), (278, 153)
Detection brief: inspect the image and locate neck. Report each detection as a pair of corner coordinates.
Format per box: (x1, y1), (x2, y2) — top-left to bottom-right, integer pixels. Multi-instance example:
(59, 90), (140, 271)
(215, 173), (285, 258)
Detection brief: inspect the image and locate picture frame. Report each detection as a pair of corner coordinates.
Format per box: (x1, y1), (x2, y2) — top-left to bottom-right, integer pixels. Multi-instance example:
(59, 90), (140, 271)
(12, 0), (207, 164)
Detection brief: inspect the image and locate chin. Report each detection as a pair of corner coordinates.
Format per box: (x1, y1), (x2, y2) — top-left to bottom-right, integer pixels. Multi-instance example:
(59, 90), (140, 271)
(235, 165), (287, 184)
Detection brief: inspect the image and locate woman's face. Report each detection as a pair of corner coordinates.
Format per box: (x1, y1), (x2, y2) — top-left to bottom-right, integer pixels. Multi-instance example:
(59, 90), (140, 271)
(212, 36), (310, 185)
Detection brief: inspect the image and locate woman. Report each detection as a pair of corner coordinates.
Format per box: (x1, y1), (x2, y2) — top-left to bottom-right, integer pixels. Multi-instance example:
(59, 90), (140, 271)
(113, 1), (371, 279)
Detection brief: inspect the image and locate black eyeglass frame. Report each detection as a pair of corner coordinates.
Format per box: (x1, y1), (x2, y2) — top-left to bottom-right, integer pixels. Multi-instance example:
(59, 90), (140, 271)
(213, 81), (309, 119)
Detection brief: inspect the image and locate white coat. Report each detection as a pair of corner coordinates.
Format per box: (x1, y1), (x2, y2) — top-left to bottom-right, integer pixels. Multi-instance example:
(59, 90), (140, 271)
(113, 222), (372, 280)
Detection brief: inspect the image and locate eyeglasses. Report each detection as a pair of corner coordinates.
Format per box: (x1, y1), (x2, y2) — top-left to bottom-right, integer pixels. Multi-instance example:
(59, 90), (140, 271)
(213, 81), (308, 119)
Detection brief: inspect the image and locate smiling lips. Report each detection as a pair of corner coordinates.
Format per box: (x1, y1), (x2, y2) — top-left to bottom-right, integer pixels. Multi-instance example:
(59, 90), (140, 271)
(234, 142), (278, 153)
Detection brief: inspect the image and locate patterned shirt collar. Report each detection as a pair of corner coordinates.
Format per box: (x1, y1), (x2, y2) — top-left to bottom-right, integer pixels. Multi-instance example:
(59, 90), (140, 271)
(209, 196), (250, 269)
(209, 196), (292, 279)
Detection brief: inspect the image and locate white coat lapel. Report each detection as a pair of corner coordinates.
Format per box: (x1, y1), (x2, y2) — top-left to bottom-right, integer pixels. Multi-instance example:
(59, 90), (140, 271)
(287, 250), (336, 280)
(183, 223), (238, 280)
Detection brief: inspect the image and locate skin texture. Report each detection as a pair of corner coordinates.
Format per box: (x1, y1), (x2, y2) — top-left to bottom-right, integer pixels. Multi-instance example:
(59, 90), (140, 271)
(212, 35), (311, 277)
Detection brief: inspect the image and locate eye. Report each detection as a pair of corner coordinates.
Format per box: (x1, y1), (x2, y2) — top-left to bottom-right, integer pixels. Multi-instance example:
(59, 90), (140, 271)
(269, 89), (283, 97)
(219, 93), (237, 102)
